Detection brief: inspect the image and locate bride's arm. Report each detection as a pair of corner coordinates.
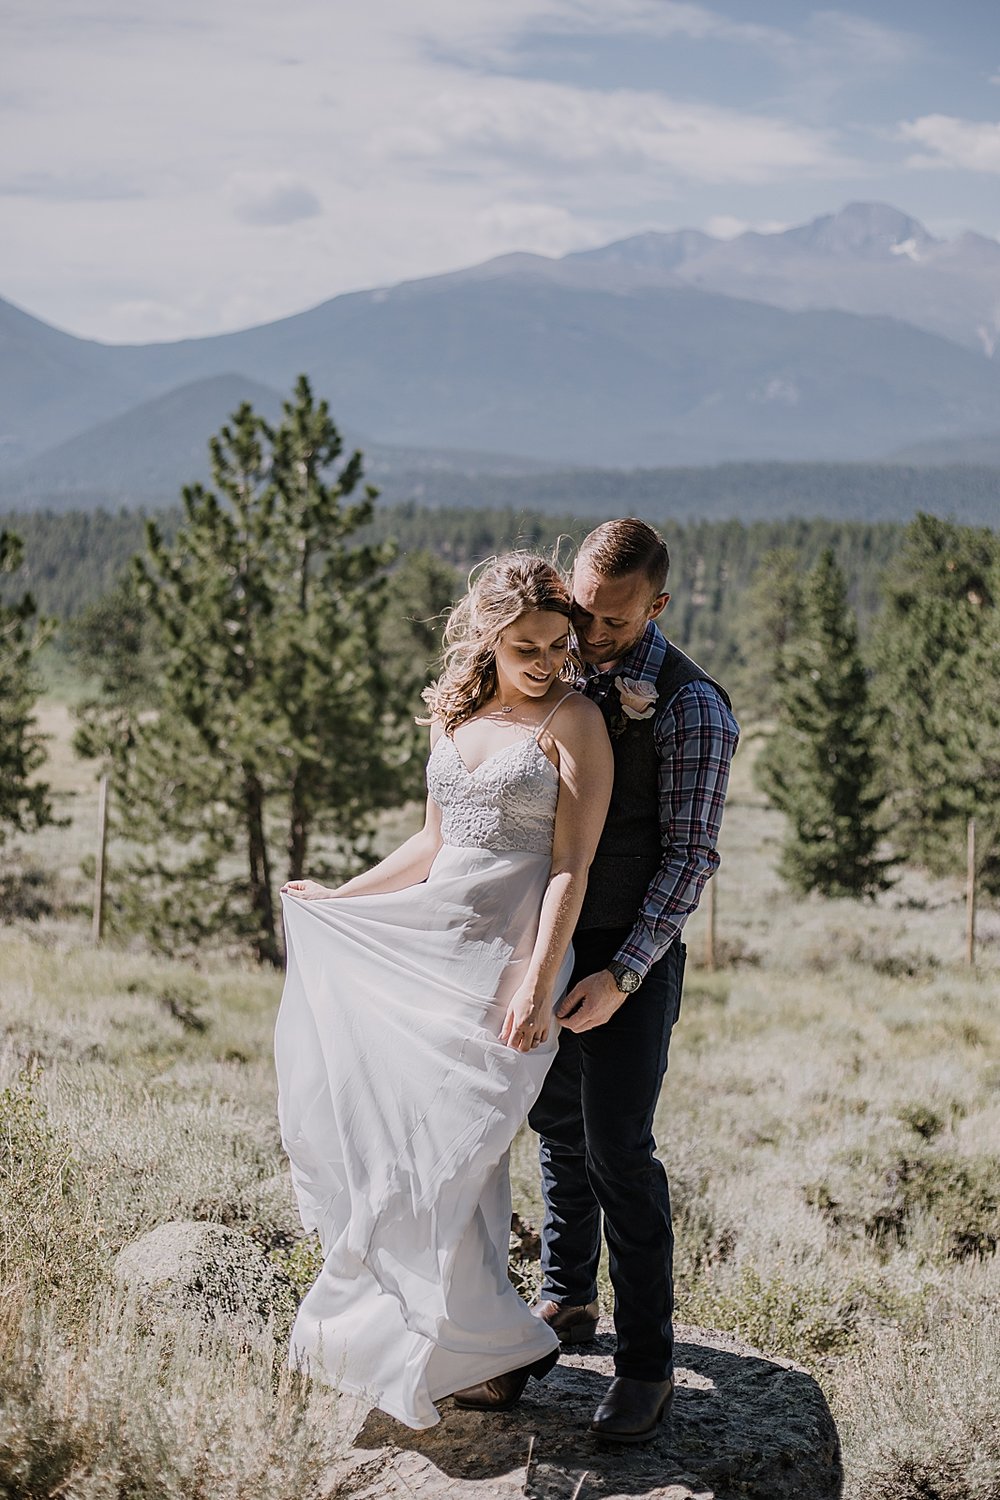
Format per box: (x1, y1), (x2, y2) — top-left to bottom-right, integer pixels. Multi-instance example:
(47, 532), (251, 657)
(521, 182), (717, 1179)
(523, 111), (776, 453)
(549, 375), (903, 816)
(500, 697), (613, 1050)
(281, 726), (445, 900)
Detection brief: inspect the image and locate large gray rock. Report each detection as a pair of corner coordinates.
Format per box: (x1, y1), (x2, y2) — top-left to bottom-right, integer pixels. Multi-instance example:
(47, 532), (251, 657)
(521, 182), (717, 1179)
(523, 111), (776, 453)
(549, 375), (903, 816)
(113, 1220), (297, 1340)
(334, 1319), (842, 1499)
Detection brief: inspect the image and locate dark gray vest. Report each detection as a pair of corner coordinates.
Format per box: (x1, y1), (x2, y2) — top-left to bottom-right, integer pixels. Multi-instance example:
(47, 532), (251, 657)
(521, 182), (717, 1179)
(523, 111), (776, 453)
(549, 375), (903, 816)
(577, 641), (732, 931)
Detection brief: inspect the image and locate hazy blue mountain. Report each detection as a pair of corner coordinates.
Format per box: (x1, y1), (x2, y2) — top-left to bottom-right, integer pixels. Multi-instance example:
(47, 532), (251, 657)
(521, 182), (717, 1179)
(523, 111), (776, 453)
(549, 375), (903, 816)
(568, 203), (1000, 355)
(0, 372), (554, 509)
(1, 374), (287, 503)
(4, 202), (1000, 494)
(0, 296), (149, 467)
(775, 202), (935, 258)
(110, 278), (1000, 468)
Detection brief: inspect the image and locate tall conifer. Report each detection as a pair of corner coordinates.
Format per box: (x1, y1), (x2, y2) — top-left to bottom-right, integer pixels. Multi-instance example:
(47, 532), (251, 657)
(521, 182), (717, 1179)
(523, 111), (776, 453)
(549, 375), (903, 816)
(756, 549), (892, 897)
(0, 530), (53, 848)
(741, 546), (805, 713)
(872, 513), (1000, 893)
(77, 379), (415, 964)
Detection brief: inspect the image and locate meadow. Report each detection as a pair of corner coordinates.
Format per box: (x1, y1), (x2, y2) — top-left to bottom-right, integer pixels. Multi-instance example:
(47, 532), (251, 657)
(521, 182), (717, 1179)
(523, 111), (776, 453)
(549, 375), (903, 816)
(1, 689), (998, 1498)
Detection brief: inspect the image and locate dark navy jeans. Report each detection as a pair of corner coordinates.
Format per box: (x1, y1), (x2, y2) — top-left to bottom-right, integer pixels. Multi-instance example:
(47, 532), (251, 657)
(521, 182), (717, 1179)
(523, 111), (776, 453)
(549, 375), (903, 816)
(528, 926), (685, 1382)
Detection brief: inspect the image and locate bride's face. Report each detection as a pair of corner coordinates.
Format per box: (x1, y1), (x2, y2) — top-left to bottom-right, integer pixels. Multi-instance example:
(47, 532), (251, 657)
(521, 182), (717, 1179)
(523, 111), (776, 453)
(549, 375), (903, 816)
(493, 609), (570, 701)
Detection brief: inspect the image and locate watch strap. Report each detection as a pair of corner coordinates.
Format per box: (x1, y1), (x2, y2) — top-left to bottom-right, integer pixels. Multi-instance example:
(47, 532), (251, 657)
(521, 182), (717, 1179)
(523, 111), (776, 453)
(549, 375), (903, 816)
(607, 960), (642, 994)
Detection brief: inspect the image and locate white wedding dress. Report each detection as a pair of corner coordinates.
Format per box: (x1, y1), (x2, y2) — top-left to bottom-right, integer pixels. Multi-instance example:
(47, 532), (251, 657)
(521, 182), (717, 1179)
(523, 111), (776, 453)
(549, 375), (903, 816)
(275, 703), (573, 1428)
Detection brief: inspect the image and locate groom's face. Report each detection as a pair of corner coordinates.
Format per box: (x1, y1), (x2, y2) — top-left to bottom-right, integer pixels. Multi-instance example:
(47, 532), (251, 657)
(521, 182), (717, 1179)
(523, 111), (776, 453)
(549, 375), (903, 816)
(571, 562), (669, 670)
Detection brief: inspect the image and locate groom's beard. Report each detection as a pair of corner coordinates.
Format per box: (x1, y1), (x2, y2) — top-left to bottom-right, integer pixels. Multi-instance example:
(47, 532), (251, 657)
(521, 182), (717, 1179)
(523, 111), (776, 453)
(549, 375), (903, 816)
(575, 623), (649, 672)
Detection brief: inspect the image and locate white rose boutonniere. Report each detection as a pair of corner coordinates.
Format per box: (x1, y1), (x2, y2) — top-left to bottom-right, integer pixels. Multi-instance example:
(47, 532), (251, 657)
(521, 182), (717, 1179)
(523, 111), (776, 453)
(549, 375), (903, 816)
(615, 677), (658, 720)
(607, 676), (658, 736)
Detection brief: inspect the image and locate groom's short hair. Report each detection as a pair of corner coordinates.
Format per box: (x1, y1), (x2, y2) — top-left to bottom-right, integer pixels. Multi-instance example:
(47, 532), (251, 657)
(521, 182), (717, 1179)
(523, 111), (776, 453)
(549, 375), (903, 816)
(576, 519), (670, 596)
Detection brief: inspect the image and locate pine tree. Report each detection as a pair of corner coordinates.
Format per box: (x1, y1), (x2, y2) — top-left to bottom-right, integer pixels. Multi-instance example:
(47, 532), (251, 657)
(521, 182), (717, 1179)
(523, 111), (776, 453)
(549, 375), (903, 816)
(739, 546), (806, 713)
(67, 571), (160, 711)
(377, 547), (461, 782)
(76, 378), (416, 964)
(755, 548), (892, 897)
(0, 531), (53, 850)
(871, 513), (1000, 893)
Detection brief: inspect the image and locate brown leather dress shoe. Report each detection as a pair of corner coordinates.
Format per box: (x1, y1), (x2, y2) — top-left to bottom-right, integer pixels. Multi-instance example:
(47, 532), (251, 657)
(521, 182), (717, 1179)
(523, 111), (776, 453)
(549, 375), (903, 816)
(591, 1375), (674, 1442)
(533, 1298), (600, 1344)
(452, 1347), (559, 1411)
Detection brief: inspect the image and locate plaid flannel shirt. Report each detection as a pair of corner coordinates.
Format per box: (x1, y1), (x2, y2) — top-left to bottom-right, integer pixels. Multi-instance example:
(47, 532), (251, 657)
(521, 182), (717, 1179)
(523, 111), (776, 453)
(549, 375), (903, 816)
(579, 621), (740, 981)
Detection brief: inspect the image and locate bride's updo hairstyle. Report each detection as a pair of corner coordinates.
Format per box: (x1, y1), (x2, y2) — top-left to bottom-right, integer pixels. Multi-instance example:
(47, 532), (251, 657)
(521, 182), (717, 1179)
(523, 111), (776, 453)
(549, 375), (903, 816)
(422, 552), (576, 734)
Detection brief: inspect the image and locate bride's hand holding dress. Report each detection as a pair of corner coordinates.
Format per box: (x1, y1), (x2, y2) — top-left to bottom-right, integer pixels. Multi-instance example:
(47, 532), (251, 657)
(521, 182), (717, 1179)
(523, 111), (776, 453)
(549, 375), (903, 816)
(281, 797), (446, 904)
(280, 878), (339, 900)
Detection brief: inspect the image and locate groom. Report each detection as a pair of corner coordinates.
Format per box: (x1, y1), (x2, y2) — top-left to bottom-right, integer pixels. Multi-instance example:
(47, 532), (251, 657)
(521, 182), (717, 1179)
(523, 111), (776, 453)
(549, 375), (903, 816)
(531, 518), (738, 1441)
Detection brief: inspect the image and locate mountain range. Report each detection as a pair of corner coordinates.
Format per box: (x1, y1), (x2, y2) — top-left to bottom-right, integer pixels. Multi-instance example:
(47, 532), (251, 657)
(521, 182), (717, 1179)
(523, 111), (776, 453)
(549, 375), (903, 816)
(3, 201), (1000, 508)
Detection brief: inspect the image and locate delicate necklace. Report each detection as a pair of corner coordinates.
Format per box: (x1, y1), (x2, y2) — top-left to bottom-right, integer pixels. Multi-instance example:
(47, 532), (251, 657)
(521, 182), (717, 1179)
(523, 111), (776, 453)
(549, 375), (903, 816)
(496, 697), (533, 715)
(494, 691), (527, 715)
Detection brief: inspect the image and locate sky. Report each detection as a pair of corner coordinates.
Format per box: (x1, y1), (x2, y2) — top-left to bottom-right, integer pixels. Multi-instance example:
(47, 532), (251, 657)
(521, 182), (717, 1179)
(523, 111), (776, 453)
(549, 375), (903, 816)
(3, 0), (1000, 344)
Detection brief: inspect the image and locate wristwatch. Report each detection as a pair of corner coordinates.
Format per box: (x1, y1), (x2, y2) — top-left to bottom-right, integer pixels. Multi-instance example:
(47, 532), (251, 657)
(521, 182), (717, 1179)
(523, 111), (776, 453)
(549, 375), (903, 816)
(607, 960), (642, 995)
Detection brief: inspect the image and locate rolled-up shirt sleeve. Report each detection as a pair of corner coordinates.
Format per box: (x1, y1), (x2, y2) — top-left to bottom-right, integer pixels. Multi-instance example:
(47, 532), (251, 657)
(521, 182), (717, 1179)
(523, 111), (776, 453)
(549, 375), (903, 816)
(612, 680), (740, 981)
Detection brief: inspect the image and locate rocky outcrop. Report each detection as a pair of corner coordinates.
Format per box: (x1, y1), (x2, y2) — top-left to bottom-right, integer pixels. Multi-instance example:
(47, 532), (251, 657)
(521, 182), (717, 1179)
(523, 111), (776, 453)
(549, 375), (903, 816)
(113, 1220), (297, 1340)
(111, 1229), (841, 1497)
(334, 1319), (842, 1500)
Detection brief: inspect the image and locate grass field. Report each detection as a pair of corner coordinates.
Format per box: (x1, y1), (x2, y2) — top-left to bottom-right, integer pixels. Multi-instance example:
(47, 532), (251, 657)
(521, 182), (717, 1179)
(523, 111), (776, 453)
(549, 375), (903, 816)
(2, 697), (998, 1497)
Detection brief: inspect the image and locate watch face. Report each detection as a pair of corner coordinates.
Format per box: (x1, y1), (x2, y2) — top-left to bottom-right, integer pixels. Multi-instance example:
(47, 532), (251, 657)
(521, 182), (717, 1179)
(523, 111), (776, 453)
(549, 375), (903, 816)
(614, 966), (641, 993)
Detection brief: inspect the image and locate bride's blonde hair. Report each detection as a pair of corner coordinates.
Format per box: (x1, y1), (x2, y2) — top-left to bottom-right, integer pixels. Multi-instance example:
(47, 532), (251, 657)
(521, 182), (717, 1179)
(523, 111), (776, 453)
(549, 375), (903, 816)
(421, 552), (577, 733)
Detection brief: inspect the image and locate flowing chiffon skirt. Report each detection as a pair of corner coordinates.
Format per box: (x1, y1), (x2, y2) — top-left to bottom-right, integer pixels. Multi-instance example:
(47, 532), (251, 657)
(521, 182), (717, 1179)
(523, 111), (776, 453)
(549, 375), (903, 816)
(275, 842), (567, 1428)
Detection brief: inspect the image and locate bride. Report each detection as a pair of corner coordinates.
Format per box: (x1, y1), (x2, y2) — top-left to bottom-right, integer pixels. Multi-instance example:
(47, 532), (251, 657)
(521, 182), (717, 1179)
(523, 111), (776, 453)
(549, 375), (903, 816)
(275, 552), (612, 1429)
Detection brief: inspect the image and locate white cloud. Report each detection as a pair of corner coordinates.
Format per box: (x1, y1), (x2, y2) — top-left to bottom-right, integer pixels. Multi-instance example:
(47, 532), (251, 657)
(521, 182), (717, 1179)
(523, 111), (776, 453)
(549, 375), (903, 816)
(227, 173), (322, 226)
(0, 169), (144, 201)
(477, 0), (784, 49)
(473, 202), (611, 257)
(432, 0), (913, 69)
(704, 214), (792, 240)
(379, 79), (850, 185)
(899, 115), (1000, 174)
(432, 1), (917, 120)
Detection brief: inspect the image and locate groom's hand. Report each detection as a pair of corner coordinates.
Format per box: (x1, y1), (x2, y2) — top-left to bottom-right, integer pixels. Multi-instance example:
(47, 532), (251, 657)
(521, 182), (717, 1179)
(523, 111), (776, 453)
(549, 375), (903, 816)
(555, 969), (627, 1032)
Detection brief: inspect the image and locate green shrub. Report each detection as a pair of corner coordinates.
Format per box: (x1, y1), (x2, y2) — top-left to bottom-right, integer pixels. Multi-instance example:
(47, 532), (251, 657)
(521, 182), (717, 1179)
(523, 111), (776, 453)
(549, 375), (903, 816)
(682, 1262), (854, 1360)
(270, 1233), (324, 1301)
(896, 1103), (946, 1141)
(0, 867), (54, 923)
(867, 1151), (999, 1262)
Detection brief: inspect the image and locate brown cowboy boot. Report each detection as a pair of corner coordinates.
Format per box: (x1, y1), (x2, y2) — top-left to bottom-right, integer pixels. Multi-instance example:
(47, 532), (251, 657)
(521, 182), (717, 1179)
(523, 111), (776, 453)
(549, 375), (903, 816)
(452, 1347), (560, 1411)
(533, 1298), (600, 1344)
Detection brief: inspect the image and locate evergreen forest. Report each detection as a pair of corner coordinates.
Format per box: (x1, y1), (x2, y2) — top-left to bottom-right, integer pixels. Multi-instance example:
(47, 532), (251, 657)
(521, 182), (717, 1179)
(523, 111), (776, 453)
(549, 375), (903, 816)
(1, 502), (901, 687)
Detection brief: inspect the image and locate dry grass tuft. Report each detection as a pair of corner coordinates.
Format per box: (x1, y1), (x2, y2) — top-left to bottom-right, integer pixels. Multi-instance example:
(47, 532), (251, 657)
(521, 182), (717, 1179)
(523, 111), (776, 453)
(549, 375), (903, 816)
(0, 1285), (355, 1500)
(839, 1302), (1000, 1500)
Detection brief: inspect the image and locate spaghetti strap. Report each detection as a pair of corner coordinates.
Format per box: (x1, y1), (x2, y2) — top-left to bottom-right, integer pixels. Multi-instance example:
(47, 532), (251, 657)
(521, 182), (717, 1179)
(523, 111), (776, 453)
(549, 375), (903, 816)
(533, 690), (578, 739)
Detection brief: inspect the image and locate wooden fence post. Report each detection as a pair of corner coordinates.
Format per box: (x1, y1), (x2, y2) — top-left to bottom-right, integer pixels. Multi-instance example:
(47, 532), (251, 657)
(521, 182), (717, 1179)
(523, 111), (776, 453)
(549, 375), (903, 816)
(92, 774), (109, 944)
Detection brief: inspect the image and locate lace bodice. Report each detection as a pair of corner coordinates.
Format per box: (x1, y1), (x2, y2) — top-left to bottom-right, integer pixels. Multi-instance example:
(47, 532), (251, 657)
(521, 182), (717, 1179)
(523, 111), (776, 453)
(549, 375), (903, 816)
(427, 733), (559, 855)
